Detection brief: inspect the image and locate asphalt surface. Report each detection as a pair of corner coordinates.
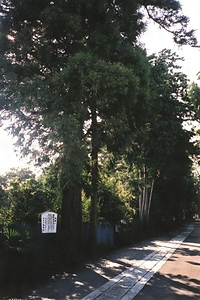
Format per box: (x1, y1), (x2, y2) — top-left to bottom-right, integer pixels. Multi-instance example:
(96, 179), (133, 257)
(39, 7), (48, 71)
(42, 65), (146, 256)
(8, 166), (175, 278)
(7, 221), (199, 300)
(133, 221), (200, 300)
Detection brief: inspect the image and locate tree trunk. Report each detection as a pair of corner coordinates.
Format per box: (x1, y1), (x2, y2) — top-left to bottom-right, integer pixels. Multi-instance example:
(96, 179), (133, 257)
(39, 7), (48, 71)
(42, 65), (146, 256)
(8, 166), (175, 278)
(147, 179), (154, 224)
(139, 167), (145, 228)
(58, 184), (82, 267)
(88, 99), (98, 254)
(138, 166), (154, 231)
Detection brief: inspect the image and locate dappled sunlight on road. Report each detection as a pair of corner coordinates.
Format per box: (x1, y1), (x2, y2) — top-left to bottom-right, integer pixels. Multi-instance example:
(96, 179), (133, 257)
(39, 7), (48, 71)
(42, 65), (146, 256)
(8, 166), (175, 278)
(8, 223), (199, 300)
(134, 222), (200, 300)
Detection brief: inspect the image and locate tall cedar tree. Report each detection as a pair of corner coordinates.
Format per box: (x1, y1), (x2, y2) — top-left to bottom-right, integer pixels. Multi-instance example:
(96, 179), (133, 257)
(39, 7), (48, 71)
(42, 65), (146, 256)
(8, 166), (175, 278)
(0, 0), (198, 261)
(140, 49), (196, 228)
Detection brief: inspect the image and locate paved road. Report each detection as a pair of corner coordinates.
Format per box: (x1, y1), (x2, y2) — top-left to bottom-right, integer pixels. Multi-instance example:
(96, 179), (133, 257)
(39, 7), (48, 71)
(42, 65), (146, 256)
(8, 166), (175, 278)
(11, 222), (200, 300)
(133, 221), (200, 300)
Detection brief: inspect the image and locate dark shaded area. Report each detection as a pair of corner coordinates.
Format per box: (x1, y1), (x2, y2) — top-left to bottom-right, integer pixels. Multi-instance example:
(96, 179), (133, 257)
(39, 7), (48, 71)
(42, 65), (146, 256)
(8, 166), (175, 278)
(135, 272), (200, 300)
(0, 222), (193, 299)
(0, 224), (58, 298)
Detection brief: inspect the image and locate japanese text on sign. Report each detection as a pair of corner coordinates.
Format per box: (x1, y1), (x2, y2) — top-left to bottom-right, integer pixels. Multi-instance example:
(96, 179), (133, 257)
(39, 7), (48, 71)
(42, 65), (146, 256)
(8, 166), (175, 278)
(41, 211), (57, 233)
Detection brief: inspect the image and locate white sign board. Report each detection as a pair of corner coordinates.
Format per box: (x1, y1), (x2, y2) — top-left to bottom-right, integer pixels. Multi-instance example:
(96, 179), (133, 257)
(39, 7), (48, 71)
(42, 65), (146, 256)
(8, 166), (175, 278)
(41, 211), (57, 233)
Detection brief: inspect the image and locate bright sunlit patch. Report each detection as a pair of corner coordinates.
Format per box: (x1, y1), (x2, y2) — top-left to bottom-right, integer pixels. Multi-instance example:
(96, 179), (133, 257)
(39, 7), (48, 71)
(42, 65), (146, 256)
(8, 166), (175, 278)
(182, 241), (200, 248)
(75, 281), (84, 286)
(140, 0), (200, 83)
(0, 128), (29, 175)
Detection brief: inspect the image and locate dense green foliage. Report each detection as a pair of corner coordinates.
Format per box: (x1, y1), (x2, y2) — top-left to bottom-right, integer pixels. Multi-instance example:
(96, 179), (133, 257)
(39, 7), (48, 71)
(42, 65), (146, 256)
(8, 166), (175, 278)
(0, 0), (199, 273)
(0, 168), (58, 225)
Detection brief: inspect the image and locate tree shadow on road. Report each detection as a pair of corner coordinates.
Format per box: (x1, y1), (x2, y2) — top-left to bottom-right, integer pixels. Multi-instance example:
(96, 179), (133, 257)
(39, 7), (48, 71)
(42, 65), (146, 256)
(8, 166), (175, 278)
(134, 272), (200, 300)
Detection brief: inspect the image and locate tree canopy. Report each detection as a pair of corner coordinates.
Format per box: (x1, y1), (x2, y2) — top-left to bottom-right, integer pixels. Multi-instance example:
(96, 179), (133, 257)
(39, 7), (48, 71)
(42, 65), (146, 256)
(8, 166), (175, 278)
(0, 0), (199, 263)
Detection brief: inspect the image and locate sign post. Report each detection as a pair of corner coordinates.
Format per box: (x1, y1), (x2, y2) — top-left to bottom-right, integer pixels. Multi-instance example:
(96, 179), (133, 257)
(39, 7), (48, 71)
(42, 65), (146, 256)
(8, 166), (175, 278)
(41, 211), (57, 233)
